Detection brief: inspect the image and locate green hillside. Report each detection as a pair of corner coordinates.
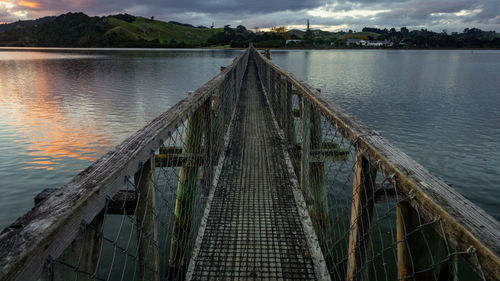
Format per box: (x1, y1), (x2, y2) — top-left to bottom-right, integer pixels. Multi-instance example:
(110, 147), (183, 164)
(0, 13), (224, 47)
(0, 12), (498, 48)
(107, 17), (223, 45)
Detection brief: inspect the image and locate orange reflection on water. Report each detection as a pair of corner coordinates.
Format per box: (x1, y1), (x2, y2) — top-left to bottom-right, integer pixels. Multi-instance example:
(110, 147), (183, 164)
(0, 52), (112, 170)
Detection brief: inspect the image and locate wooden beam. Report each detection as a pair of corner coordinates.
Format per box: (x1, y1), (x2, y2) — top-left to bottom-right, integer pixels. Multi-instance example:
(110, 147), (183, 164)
(308, 96), (333, 266)
(346, 149), (377, 281)
(202, 98), (213, 197)
(135, 157), (159, 281)
(309, 149), (349, 162)
(300, 98), (313, 205)
(290, 142), (349, 163)
(35, 188), (137, 215)
(155, 153), (203, 167)
(280, 76), (288, 130)
(397, 201), (450, 281)
(168, 98), (205, 278)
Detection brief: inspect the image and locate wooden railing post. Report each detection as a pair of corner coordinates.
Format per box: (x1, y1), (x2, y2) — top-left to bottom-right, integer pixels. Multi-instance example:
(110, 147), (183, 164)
(168, 94), (205, 279)
(309, 97), (332, 262)
(397, 201), (448, 281)
(346, 148), (377, 281)
(40, 215), (104, 281)
(202, 97), (212, 198)
(300, 97), (313, 204)
(135, 156), (159, 281)
(285, 81), (296, 146)
(280, 76), (288, 130)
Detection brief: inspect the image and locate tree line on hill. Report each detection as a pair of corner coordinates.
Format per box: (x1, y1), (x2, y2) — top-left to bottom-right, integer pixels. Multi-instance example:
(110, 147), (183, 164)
(0, 12), (499, 48)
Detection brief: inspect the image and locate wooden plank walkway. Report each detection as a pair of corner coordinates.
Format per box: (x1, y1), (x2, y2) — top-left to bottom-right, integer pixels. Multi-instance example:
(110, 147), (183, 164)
(187, 57), (328, 280)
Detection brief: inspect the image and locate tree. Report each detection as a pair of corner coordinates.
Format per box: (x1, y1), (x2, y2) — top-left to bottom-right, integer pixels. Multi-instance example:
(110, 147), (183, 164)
(236, 25), (246, 33)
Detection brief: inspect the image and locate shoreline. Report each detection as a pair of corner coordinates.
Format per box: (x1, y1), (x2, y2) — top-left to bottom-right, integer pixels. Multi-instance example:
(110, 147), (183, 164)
(1, 46), (499, 51)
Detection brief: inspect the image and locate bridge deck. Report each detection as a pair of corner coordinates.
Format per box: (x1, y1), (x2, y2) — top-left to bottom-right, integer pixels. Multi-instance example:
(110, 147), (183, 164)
(188, 58), (322, 280)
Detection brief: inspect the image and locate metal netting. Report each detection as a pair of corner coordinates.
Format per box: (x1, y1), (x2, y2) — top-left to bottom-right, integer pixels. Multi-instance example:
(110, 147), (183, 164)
(252, 47), (491, 281)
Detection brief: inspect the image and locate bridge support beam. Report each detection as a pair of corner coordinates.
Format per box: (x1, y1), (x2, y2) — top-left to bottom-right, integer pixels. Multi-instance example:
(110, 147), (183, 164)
(346, 148), (377, 281)
(135, 156), (159, 281)
(168, 94), (205, 279)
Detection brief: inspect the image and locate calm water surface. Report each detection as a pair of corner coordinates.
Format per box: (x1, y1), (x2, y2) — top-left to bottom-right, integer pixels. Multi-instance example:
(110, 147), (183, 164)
(0, 48), (499, 228)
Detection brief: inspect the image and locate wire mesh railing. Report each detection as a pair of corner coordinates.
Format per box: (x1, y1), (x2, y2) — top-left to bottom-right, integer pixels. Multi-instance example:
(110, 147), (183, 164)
(252, 46), (500, 281)
(0, 48), (249, 281)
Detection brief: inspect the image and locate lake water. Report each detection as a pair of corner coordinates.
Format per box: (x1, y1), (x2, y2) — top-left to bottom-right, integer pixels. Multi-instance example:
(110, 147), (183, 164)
(0, 48), (499, 229)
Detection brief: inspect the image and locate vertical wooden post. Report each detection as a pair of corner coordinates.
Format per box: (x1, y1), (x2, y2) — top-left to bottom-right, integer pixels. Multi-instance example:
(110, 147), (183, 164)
(346, 148), (377, 281)
(265, 48), (271, 60)
(309, 97), (332, 262)
(41, 215), (104, 281)
(397, 201), (445, 281)
(285, 81), (296, 146)
(287, 84), (300, 177)
(267, 65), (271, 95)
(135, 156), (159, 281)
(168, 95), (205, 279)
(300, 97), (312, 205)
(202, 98), (212, 198)
(280, 76), (288, 130)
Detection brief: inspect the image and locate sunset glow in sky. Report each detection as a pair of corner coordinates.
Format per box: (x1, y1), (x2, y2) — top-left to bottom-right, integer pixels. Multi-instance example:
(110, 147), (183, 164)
(0, 0), (499, 31)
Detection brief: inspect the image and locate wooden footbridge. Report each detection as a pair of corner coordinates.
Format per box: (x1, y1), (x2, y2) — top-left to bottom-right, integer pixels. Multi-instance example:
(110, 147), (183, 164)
(1, 46), (499, 281)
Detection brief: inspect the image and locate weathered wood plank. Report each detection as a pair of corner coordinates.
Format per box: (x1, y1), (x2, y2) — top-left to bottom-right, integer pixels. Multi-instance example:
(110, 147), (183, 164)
(252, 47), (500, 280)
(168, 97), (205, 278)
(308, 97), (332, 266)
(35, 188), (137, 215)
(202, 98), (213, 197)
(285, 80), (296, 146)
(300, 98), (313, 205)
(135, 156), (159, 281)
(0, 48), (250, 281)
(346, 149), (377, 281)
(155, 153), (203, 167)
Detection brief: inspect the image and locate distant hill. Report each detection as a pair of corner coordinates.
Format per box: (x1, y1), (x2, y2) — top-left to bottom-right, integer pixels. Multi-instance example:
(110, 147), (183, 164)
(1, 13), (498, 48)
(0, 12), (223, 47)
(0, 16), (56, 33)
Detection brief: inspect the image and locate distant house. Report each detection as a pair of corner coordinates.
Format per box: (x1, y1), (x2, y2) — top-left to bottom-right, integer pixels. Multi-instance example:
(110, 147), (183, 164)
(286, 39), (301, 45)
(346, 39), (366, 46)
(347, 39), (391, 47)
(365, 39), (391, 46)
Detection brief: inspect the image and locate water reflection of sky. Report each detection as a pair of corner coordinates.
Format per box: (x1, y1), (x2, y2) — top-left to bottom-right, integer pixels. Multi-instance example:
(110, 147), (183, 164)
(0, 48), (242, 228)
(271, 49), (500, 220)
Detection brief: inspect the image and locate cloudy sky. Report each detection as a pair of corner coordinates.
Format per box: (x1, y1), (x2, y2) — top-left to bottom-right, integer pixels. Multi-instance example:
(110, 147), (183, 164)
(1, 0), (499, 32)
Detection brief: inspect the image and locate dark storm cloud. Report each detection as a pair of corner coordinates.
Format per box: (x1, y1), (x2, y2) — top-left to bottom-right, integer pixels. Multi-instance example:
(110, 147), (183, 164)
(2, 0), (499, 31)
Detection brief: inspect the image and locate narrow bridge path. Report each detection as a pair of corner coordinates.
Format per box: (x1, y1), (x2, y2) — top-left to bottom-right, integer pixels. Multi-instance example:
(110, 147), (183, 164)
(188, 57), (322, 280)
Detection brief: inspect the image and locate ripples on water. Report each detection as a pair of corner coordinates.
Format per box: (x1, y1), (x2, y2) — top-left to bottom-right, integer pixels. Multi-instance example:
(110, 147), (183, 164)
(0, 48), (243, 227)
(270, 49), (500, 219)
(0, 48), (499, 228)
